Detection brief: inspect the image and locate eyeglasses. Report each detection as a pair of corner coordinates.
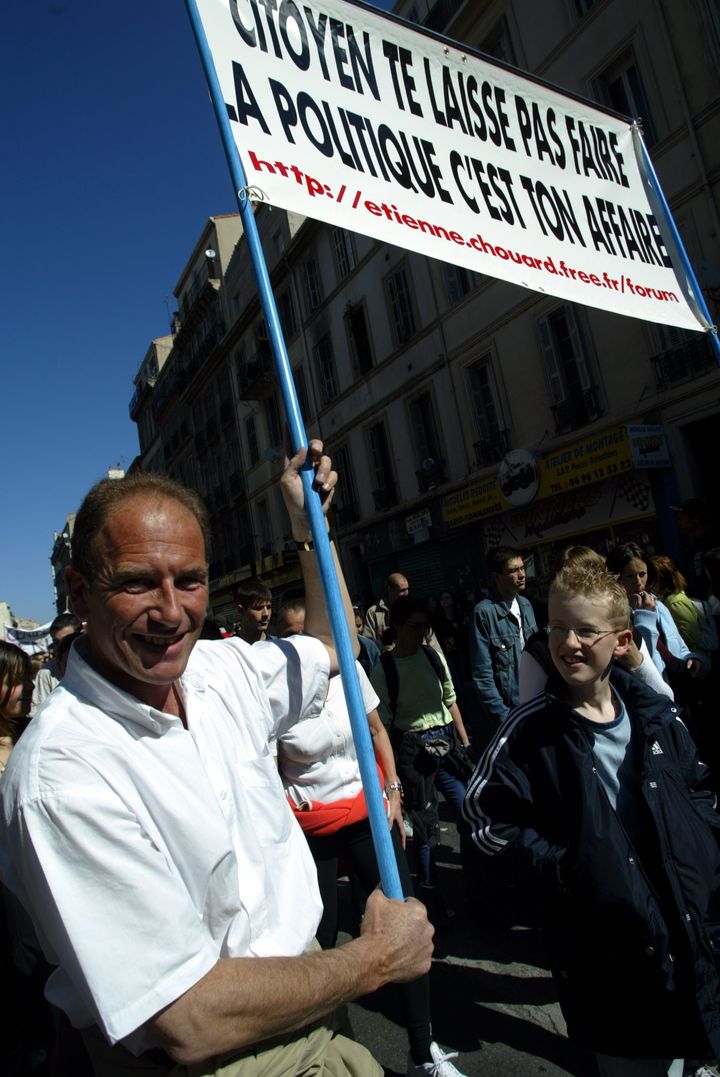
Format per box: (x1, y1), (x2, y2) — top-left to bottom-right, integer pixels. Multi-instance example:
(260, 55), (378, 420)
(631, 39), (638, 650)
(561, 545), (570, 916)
(546, 624), (619, 645)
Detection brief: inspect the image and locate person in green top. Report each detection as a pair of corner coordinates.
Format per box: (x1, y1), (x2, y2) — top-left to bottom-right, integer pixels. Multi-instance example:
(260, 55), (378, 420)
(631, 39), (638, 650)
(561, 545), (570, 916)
(652, 554), (711, 664)
(370, 596), (472, 917)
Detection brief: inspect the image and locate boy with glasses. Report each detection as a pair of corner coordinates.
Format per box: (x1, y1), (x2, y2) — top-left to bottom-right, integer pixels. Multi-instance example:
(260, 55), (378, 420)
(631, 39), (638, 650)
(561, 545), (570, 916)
(464, 564), (720, 1075)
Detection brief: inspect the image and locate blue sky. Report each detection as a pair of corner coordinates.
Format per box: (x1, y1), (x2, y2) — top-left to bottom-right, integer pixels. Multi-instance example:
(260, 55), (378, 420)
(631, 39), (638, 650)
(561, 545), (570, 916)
(0, 0), (395, 625)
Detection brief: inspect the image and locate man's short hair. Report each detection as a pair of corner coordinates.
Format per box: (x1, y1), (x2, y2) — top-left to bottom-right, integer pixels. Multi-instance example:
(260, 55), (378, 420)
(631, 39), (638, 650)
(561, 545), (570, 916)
(72, 473), (210, 581)
(487, 546), (523, 575)
(388, 595), (428, 627)
(50, 613), (82, 637)
(234, 579), (272, 607)
(275, 596), (306, 634)
(276, 596), (305, 619)
(550, 565), (630, 629)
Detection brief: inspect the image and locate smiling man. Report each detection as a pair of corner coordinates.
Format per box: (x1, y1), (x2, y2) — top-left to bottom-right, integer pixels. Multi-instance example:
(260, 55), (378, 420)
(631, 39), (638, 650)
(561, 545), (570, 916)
(0, 444), (433, 1077)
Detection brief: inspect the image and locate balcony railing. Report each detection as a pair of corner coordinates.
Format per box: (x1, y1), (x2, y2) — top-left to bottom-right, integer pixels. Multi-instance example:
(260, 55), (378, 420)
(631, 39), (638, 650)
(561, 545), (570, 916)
(651, 336), (716, 390)
(178, 265), (221, 326)
(416, 458), (446, 492)
(551, 386), (603, 435)
(182, 322), (224, 382)
(474, 430), (510, 468)
(237, 349), (275, 400)
(128, 376), (156, 419)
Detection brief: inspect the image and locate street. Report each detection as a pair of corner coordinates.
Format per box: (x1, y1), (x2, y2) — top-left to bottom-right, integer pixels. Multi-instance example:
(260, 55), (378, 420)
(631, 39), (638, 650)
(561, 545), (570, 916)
(343, 808), (589, 1076)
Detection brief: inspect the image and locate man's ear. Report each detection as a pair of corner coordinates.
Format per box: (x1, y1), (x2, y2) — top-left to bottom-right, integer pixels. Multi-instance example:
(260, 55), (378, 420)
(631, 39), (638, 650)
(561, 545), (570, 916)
(614, 628), (633, 658)
(65, 565), (90, 620)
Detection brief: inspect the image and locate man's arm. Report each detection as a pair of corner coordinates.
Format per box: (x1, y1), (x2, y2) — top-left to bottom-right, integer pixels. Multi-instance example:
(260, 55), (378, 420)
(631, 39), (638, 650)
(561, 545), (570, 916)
(279, 441), (358, 671)
(469, 605), (509, 725)
(146, 890), (432, 1064)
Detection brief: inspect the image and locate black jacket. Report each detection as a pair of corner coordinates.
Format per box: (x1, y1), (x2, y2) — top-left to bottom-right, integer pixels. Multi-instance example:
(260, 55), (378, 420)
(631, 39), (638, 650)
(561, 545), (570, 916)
(464, 667), (720, 1058)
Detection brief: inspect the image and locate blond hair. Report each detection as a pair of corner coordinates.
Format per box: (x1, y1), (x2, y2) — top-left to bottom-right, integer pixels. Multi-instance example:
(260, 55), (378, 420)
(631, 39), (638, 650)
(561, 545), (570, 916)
(550, 564), (630, 628)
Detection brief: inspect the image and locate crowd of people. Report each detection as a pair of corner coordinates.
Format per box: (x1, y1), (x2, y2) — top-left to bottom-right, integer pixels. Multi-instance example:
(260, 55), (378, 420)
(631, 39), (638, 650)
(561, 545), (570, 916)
(1, 452), (720, 1077)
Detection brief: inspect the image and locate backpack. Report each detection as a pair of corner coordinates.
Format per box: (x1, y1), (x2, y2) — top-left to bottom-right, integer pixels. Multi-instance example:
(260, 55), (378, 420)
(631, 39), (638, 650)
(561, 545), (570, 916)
(379, 644), (445, 725)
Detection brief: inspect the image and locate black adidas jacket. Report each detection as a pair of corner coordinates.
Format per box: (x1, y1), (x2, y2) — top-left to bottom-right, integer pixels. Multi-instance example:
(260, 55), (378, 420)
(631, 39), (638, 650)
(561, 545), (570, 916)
(464, 667), (720, 1058)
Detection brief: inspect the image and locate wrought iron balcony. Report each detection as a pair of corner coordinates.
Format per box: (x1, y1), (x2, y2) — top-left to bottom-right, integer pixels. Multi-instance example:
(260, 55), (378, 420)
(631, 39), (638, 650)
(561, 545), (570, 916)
(651, 335), (716, 390)
(416, 458), (446, 492)
(237, 349), (275, 400)
(128, 376), (156, 420)
(177, 264), (221, 328)
(551, 386), (603, 435)
(182, 322), (224, 382)
(474, 430), (510, 468)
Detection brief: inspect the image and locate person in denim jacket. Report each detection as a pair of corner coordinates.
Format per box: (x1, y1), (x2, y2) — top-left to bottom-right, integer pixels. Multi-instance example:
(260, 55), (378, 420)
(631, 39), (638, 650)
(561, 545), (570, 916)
(470, 547), (538, 725)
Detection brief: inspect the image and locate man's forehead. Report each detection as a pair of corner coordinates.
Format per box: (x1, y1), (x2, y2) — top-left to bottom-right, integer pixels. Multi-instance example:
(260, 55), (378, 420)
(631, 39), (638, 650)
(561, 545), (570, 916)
(95, 494), (207, 558)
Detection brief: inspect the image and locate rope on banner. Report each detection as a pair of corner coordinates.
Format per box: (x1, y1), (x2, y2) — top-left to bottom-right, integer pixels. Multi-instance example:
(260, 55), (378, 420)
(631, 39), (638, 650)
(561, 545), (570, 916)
(237, 186), (267, 204)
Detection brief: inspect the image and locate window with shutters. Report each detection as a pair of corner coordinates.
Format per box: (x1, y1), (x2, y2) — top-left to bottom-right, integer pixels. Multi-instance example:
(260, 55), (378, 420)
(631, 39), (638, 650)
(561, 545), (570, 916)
(277, 289), (297, 339)
(332, 444), (360, 526)
(467, 356), (509, 467)
(345, 301), (374, 376)
(409, 393), (446, 491)
(304, 257), (323, 313)
(293, 365), (312, 422)
(444, 264), (477, 305)
(333, 228), (357, 280)
(385, 262), (417, 346)
(367, 421), (397, 512)
(537, 306), (602, 433)
(594, 51), (656, 145)
(313, 334), (338, 404)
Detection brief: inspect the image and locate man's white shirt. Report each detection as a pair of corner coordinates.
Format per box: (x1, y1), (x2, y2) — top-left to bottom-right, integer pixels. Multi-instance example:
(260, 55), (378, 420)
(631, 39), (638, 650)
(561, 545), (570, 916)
(0, 635), (329, 1053)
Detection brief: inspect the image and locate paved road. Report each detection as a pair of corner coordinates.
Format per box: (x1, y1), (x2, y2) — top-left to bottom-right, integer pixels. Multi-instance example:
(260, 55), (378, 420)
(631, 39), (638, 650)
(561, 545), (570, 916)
(342, 813), (590, 1076)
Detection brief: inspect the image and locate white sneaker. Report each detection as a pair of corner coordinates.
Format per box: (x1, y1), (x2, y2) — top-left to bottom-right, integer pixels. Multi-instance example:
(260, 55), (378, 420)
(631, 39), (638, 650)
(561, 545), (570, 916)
(406, 1041), (467, 1076)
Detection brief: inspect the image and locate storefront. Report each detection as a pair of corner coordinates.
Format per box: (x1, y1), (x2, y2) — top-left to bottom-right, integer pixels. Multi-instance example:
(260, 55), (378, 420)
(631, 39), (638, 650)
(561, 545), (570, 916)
(441, 423), (674, 589)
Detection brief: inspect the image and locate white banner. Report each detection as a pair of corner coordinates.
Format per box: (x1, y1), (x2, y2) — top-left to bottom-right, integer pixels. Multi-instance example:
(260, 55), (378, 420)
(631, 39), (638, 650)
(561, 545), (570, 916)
(4, 622), (52, 654)
(194, 0), (704, 330)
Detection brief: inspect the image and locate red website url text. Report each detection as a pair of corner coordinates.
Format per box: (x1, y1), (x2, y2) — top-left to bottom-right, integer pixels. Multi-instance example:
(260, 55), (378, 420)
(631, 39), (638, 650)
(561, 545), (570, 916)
(248, 151), (679, 304)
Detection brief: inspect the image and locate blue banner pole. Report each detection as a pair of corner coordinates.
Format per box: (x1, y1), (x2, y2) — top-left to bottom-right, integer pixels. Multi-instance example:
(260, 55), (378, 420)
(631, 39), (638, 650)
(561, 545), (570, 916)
(632, 126), (720, 365)
(183, 0), (403, 900)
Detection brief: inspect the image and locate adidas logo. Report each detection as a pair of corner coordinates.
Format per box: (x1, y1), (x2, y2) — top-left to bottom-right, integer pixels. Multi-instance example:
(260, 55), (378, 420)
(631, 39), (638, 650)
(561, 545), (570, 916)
(651, 742), (664, 755)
